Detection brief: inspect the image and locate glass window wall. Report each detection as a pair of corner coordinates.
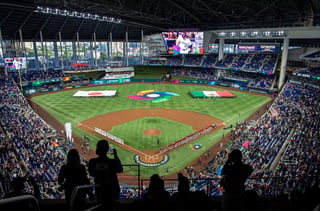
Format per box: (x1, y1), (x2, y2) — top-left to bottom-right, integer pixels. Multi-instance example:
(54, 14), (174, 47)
(127, 42), (141, 65)
(25, 42), (36, 69)
(57, 41), (73, 69)
(95, 42), (109, 67)
(111, 42), (123, 66)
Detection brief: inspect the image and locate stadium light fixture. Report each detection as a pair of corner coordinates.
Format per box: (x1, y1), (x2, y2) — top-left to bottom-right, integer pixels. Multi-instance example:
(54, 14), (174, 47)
(273, 30), (285, 37)
(216, 30), (286, 38)
(262, 31), (271, 37)
(240, 32), (247, 37)
(249, 31), (259, 37)
(34, 6), (122, 24)
(230, 32), (237, 37)
(219, 32), (226, 37)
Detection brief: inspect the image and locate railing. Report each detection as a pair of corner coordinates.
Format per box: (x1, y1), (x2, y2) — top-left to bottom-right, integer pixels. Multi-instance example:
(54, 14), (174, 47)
(69, 184), (100, 211)
(1, 176), (317, 211)
(0, 195), (40, 211)
(141, 176), (320, 197)
(1, 173), (318, 203)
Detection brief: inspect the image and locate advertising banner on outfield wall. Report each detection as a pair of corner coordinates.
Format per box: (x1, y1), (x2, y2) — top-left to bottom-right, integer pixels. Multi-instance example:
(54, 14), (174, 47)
(92, 78), (131, 85)
(178, 80), (208, 84)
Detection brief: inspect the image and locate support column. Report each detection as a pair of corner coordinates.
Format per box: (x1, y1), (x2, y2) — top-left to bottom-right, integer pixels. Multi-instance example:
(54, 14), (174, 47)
(74, 32), (80, 64)
(89, 40), (94, 67)
(58, 32), (64, 70)
(140, 29), (144, 65)
(93, 32), (97, 67)
(53, 42), (59, 67)
(33, 41), (39, 70)
(108, 32), (112, 64)
(40, 31), (46, 71)
(218, 38), (224, 61)
(0, 28), (7, 76)
(18, 29), (25, 92)
(125, 31), (128, 66)
(279, 38), (289, 90)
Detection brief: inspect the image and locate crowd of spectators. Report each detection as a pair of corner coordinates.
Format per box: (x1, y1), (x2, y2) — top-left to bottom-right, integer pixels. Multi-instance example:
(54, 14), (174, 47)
(179, 76), (320, 198)
(144, 53), (280, 91)
(183, 55), (203, 66)
(243, 53), (278, 73)
(302, 51), (320, 59)
(145, 53), (279, 75)
(292, 67), (320, 78)
(166, 55), (183, 66)
(63, 64), (125, 72)
(8, 68), (64, 82)
(202, 54), (218, 68)
(171, 67), (218, 81)
(6, 68), (93, 95)
(0, 77), (71, 199)
(171, 67), (275, 90)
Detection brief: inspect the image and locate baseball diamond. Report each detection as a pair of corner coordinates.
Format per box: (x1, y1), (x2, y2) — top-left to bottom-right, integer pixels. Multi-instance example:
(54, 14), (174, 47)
(77, 109), (225, 165)
(29, 83), (272, 181)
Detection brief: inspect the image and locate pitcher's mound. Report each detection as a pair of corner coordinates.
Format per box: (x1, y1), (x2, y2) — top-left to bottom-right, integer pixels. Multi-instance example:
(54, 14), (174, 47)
(144, 129), (161, 136)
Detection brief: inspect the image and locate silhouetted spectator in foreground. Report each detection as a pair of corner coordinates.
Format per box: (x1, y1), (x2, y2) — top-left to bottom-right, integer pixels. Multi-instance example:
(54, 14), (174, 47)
(148, 173), (170, 199)
(58, 148), (93, 210)
(220, 148), (253, 211)
(4, 175), (40, 199)
(288, 189), (307, 211)
(240, 189), (262, 211)
(265, 193), (291, 211)
(304, 187), (320, 211)
(170, 173), (192, 210)
(187, 190), (214, 211)
(137, 173), (170, 211)
(88, 139), (123, 211)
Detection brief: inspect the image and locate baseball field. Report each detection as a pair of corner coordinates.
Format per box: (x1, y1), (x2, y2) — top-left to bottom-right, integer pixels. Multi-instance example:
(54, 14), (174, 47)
(30, 82), (271, 178)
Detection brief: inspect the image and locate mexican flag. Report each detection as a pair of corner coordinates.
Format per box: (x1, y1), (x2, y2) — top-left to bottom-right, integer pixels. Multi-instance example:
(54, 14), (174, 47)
(190, 91), (235, 98)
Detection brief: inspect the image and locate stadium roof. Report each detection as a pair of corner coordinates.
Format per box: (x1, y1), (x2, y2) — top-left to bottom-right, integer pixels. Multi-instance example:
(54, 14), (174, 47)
(0, 0), (319, 43)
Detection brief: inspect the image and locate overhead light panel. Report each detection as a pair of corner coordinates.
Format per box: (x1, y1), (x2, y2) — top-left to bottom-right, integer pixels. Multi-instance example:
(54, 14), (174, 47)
(219, 32), (226, 37)
(34, 6), (122, 24)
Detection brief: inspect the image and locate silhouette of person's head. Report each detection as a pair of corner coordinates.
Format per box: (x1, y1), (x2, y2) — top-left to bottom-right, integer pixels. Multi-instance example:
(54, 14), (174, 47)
(229, 148), (242, 163)
(149, 174), (164, 191)
(67, 148), (80, 167)
(96, 139), (109, 156)
(178, 174), (189, 192)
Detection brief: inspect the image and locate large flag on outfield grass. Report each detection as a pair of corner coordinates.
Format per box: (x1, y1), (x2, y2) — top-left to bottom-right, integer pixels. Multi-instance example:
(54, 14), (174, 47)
(190, 91), (235, 98)
(73, 90), (117, 97)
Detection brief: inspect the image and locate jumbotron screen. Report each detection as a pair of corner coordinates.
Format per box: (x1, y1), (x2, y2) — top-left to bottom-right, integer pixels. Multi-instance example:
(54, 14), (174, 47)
(162, 31), (204, 55)
(4, 57), (27, 70)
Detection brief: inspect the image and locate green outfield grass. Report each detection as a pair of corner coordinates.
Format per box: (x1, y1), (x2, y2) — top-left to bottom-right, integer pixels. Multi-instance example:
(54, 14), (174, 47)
(31, 83), (271, 177)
